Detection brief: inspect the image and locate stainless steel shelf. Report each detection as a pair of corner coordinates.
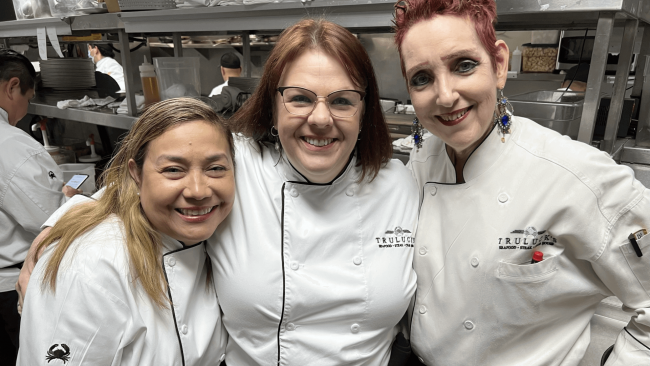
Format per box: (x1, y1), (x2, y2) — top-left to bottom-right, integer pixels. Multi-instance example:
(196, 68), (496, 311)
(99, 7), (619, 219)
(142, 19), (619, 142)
(496, 0), (650, 30)
(69, 13), (124, 31)
(118, 0), (396, 33)
(28, 102), (136, 130)
(0, 17), (71, 38)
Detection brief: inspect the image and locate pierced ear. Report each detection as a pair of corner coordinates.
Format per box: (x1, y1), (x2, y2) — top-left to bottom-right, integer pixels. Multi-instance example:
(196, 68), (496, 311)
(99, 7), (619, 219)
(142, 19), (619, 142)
(494, 40), (510, 89)
(127, 159), (142, 188)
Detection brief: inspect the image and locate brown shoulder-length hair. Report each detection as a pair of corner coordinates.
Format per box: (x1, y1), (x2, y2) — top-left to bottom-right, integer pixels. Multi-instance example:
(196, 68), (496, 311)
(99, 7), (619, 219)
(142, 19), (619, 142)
(230, 18), (392, 182)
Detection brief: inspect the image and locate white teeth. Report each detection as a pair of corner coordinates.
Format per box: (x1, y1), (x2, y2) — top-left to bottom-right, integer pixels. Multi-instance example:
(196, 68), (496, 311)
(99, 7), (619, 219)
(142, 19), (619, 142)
(441, 108), (469, 121)
(179, 206), (214, 216)
(304, 138), (333, 147)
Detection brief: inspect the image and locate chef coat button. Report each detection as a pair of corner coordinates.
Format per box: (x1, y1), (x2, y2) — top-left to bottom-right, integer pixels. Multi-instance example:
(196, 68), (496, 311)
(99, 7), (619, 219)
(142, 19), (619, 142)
(353, 256), (362, 265)
(470, 257), (479, 267)
(351, 324), (360, 333)
(418, 357), (425, 363)
(430, 186), (437, 196)
(346, 184), (356, 196)
(419, 305), (427, 314)
(290, 188), (299, 198)
(464, 320), (475, 330)
(219, 353), (225, 362)
(167, 257), (176, 266)
(498, 193), (508, 203)
(290, 261), (299, 271)
(181, 324), (188, 334)
(286, 323), (296, 331)
(419, 247), (427, 255)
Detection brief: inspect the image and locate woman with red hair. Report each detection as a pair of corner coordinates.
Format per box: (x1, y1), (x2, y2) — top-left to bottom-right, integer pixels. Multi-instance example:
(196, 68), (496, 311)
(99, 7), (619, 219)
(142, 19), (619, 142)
(394, 1), (650, 365)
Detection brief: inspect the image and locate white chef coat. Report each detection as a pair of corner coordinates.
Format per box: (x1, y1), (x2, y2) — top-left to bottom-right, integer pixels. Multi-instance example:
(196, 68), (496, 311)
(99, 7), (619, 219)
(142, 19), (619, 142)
(209, 136), (418, 365)
(0, 107), (65, 292)
(209, 80), (228, 97)
(96, 57), (125, 91)
(18, 214), (227, 366)
(408, 116), (650, 366)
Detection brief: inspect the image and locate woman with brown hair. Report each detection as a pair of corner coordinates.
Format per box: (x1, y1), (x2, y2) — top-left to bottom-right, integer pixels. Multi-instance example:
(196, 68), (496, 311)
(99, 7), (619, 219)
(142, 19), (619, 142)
(209, 18), (418, 365)
(18, 98), (235, 365)
(393, 0), (650, 365)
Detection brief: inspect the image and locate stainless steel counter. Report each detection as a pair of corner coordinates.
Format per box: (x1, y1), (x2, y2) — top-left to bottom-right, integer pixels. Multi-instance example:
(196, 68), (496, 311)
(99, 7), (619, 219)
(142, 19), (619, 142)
(28, 91), (136, 130)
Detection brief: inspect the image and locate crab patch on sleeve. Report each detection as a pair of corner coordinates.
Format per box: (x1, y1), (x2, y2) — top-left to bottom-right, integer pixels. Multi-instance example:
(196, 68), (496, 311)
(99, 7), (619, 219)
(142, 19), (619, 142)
(46, 344), (70, 364)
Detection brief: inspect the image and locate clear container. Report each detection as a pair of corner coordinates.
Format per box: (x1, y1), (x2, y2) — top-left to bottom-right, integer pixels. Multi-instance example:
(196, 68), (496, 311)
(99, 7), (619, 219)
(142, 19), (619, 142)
(510, 47), (522, 73)
(508, 90), (584, 139)
(140, 56), (160, 106)
(59, 163), (96, 193)
(46, 0), (78, 17)
(153, 57), (201, 101)
(12, 0), (52, 19)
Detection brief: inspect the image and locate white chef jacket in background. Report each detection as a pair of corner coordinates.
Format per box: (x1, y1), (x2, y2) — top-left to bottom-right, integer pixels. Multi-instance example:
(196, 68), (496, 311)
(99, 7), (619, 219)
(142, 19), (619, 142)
(208, 80), (228, 97)
(0, 107), (65, 292)
(96, 57), (125, 91)
(210, 136), (418, 365)
(19, 214), (227, 366)
(408, 116), (650, 366)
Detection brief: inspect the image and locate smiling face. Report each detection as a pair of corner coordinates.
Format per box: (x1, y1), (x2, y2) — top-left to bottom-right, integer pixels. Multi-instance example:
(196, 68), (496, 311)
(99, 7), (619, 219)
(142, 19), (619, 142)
(401, 15), (508, 156)
(129, 120), (235, 245)
(275, 48), (363, 183)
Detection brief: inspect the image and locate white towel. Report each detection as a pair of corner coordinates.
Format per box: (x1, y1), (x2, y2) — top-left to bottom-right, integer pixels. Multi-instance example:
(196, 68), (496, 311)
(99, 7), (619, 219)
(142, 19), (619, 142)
(57, 96), (115, 109)
(116, 95), (146, 115)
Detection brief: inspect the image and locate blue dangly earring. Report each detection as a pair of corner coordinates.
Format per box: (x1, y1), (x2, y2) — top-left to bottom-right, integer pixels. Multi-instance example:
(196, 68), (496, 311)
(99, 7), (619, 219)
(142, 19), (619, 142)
(495, 88), (514, 143)
(411, 117), (424, 150)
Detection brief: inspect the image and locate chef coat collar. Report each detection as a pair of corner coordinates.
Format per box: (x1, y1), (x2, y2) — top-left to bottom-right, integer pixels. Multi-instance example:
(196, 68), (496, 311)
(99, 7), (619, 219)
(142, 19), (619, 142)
(453, 118), (517, 183)
(279, 150), (357, 186)
(160, 233), (203, 254)
(0, 107), (8, 124)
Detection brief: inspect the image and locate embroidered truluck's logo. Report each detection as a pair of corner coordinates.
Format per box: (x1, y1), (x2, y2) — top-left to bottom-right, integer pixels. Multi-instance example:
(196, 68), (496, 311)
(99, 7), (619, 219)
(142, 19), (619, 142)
(48, 171), (56, 179)
(46, 344), (70, 364)
(376, 226), (414, 248)
(498, 226), (556, 250)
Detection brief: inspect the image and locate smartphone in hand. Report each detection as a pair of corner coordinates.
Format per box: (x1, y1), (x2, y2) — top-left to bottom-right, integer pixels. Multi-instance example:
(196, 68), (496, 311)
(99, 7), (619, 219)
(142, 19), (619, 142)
(65, 174), (89, 190)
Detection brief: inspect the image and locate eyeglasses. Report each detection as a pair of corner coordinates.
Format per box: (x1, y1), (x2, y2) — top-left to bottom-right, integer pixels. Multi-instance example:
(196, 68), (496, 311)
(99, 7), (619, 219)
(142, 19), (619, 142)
(277, 86), (366, 118)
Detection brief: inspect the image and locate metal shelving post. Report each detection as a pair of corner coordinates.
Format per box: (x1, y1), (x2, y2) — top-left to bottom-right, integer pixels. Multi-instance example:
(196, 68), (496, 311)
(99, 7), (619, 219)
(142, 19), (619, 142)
(576, 13), (615, 145)
(118, 29), (137, 116)
(601, 18), (638, 154)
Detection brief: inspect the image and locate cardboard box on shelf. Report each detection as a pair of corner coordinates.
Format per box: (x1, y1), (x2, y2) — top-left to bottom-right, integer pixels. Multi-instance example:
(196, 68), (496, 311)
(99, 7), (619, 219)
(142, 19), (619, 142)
(105, 0), (120, 12)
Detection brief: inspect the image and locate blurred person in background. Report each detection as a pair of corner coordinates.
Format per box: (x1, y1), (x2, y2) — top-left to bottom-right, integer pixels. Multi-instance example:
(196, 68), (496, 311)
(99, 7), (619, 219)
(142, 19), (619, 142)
(209, 52), (242, 97)
(0, 49), (78, 365)
(88, 43), (125, 91)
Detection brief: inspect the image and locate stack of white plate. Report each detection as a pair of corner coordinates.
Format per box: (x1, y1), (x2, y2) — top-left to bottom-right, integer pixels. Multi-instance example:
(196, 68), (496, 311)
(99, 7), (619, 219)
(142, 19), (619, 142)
(40, 59), (96, 90)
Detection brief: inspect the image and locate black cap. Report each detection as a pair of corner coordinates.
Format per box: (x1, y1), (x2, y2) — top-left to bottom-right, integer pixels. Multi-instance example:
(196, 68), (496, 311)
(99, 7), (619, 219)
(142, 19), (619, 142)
(564, 64), (590, 83)
(221, 52), (241, 69)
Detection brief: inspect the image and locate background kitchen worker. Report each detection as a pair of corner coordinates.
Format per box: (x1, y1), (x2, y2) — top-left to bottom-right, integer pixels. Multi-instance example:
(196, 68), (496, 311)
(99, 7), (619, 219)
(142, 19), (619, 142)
(208, 52), (241, 97)
(0, 49), (78, 365)
(394, 0), (650, 365)
(18, 98), (233, 365)
(560, 63), (590, 92)
(88, 43), (125, 91)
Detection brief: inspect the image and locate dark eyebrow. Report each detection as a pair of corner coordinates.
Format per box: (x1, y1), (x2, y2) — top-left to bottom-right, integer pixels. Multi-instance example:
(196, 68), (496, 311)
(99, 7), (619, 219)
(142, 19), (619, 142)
(405, 62), (430, 78)
(156, 153), (229, 165)
(441, 49), (479, 62)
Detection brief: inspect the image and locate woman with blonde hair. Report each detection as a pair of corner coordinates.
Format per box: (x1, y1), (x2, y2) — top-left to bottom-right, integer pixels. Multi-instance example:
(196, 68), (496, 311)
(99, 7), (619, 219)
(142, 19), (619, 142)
(18, 98), (235, 365)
